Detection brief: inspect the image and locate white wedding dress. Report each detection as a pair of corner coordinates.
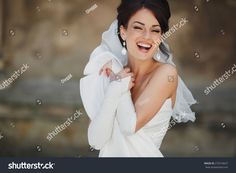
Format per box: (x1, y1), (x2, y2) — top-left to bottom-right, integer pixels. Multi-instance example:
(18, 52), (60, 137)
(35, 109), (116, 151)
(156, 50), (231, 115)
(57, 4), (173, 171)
(80, 54), (173, 157)
(99, 97), (173, 157)
(80, 19), (196, 157)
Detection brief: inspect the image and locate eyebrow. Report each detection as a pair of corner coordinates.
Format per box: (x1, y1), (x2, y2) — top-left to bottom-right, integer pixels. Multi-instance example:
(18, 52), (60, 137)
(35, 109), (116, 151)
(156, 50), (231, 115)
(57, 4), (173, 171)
(133, 21), (160, 27)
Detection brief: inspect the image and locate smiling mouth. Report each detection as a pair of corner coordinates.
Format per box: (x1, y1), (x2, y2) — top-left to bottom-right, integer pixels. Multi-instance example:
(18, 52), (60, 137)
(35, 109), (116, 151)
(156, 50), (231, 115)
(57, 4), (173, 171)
(136, 42), (152, 53)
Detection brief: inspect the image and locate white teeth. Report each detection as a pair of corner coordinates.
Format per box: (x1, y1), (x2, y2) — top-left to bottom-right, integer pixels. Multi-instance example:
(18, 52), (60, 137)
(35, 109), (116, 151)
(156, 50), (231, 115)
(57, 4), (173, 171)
(137, 42), (152, 48)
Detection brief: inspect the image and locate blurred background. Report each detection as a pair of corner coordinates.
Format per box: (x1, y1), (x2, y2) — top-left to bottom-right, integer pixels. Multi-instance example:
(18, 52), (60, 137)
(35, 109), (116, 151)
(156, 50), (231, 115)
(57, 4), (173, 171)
(0, 0), (235, 157)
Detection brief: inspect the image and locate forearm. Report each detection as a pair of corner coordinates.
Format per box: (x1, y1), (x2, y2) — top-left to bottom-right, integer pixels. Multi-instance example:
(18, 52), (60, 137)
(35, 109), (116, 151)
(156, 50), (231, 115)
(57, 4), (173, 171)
(116, 91), (137, 136)
(88, 76), (131, 149)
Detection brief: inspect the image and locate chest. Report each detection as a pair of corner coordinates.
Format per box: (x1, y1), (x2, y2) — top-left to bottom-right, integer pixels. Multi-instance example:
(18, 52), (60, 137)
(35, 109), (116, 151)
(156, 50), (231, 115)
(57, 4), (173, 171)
(131, 75), (152, 103)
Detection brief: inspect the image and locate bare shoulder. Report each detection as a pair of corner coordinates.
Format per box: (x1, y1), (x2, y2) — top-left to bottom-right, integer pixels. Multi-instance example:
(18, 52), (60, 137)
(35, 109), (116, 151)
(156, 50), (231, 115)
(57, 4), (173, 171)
(148, 63), (177, 100)
(152, 63), (178, 81)
(156, 63), (177, 75)
(149, 64), (178, 96)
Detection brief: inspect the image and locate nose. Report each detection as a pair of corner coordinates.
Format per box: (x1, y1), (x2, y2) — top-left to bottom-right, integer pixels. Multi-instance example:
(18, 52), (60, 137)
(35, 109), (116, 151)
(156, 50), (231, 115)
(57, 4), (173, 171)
(143, 30), (151, 39)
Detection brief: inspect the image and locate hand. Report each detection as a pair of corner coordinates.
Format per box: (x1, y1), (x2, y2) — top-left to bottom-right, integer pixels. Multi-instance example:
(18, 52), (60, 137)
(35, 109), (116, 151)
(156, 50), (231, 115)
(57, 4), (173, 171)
(99, 60), (112, 76)
(114, 67), (135, 90)
(99, 61), (135, 90)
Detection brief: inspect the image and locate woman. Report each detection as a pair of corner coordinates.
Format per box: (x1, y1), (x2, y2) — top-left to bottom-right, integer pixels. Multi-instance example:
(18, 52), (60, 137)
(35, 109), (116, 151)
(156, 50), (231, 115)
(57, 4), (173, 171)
(80, 0), (196, 157)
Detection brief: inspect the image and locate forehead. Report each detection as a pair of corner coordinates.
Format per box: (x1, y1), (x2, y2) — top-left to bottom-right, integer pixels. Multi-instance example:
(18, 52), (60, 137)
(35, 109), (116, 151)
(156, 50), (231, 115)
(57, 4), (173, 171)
(128, 8), (160, 26)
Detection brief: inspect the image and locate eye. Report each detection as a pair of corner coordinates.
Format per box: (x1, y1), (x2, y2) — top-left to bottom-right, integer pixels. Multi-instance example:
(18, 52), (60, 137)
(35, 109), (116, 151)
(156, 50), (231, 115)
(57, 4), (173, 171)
(134, 26), (142, 30)
(152, 30), (161, 33)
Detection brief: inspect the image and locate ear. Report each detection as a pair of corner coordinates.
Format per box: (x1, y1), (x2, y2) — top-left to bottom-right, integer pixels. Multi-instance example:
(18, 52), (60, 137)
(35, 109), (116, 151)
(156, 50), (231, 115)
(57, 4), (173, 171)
(119, 25), (127, 41)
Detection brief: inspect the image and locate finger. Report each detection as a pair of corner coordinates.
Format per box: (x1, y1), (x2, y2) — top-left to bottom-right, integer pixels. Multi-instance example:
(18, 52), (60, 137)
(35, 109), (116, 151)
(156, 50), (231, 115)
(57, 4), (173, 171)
(99, 69), (103, 75)
(121, 71), (133, 78)
(106, 68), (113, 76)
(117, 70), (125, 77)
(121, 71), (134, 78)
(124, 67), (130, 72)
(118, 67), (130, 75)
(103, 68), (109, 76)
(124, 72), (134, 78)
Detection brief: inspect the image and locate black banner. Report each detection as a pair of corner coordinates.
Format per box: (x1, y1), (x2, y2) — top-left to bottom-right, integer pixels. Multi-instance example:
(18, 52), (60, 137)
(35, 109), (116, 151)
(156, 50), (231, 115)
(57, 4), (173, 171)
(0, 157), (235, 173)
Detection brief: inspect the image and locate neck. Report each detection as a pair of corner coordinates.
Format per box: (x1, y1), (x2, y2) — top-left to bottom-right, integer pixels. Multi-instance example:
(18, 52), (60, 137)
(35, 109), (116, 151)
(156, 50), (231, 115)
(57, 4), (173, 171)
(127, 54), (157, 80)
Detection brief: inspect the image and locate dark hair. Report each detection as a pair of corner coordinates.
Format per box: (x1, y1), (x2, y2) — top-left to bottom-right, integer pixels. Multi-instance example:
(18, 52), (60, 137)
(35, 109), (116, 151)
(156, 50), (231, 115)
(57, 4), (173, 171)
(117, 0), (171, 45)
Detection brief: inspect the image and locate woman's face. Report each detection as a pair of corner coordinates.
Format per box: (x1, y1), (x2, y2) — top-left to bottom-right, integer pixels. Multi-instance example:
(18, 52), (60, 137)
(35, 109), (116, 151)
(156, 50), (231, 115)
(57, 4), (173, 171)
(120, 8), (162, 61)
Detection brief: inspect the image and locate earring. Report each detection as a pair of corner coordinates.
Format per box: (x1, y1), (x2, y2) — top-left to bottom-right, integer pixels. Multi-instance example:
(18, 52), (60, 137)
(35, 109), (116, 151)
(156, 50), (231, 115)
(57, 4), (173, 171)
(156, 50), (161, 61)
(121, 41), (127, 55)
(153, 40), (161, 61)
(154, 46), (161, 61)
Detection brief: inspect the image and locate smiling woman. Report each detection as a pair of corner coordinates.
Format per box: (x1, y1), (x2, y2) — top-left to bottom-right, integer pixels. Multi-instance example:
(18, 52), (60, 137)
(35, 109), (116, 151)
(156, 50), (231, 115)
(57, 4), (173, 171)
(80, 0), (197, 157)
(119, 8), (163, 57)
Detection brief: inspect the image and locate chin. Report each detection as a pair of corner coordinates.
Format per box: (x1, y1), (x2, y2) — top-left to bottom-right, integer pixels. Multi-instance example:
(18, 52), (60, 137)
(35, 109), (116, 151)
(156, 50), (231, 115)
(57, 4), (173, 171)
(134, 51), (154, 61)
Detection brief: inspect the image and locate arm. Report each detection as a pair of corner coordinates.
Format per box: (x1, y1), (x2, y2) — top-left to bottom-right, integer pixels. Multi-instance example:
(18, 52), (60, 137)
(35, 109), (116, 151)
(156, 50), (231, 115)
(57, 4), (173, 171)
(88, 73), (131, 150)
(116, 64), (178, 135)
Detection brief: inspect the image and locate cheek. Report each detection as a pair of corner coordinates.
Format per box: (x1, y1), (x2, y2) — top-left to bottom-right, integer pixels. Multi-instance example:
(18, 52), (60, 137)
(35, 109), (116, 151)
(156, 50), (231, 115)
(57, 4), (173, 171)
(152, 34), (162, 42)
(126, 33), (139, 49)
(127, 31), (141, 41)
(127, 40), (138, 53)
